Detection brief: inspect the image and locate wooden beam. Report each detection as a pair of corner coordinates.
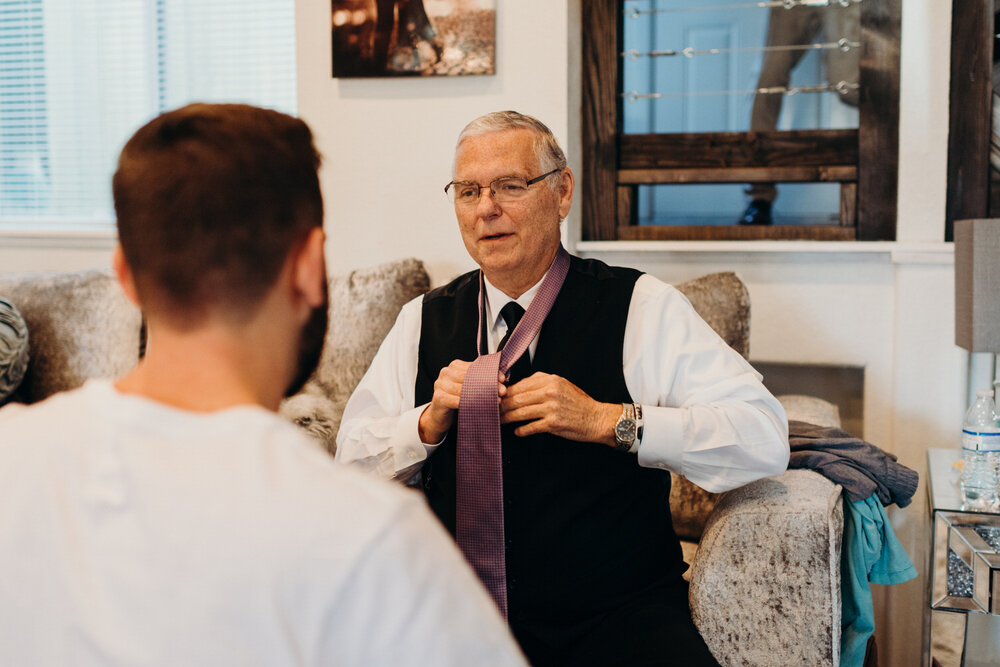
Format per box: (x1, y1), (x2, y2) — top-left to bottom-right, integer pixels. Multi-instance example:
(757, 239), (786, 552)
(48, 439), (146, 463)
(945, 0), (992, 241)
(620, 130), (858, 169)
(581, 0), (620, 240)
(616, 185), (635, 228)
(857, 0), (901, 240)
(618, 166), (857, 184)
(840, 182), (858, 228)
(617, 225), (858, 241)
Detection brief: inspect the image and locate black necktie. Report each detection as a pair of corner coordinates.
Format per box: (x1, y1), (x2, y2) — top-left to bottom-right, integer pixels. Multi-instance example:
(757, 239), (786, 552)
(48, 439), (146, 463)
(498, 302), (532, 385)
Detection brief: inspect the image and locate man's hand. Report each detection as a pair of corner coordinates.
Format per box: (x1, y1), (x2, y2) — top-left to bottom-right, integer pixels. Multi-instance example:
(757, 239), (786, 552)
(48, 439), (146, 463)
(418, 360), (506, 444)
(499, 372), (621, 447)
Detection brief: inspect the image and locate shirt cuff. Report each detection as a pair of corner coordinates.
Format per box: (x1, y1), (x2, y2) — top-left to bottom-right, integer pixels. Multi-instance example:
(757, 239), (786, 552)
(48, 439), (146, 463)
(635, 405), (686, 473)
(392, 404), (440, 472)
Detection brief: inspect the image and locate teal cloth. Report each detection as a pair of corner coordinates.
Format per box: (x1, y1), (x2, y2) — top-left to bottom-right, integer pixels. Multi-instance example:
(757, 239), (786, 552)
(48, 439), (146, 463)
(839, 494), (917, 667)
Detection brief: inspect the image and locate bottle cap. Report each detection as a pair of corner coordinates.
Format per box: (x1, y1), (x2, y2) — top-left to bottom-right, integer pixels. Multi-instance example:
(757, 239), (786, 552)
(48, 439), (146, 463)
(976, 388), (994, 398)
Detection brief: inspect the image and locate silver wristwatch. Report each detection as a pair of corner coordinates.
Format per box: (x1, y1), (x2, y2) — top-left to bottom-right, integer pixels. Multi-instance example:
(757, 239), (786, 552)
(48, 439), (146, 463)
(614, 403), (643, 452)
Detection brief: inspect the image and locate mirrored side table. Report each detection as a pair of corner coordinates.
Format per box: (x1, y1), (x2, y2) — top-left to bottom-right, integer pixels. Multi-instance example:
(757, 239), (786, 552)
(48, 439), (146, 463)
(925, 448), (1000, 667)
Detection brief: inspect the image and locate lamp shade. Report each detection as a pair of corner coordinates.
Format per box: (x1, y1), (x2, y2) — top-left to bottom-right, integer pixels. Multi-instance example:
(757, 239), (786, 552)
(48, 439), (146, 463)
(955, 219), (1000, 353)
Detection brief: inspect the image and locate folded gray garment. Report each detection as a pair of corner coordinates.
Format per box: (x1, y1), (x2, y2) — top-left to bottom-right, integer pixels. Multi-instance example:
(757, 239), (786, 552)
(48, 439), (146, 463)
(787, 420), (919, 507)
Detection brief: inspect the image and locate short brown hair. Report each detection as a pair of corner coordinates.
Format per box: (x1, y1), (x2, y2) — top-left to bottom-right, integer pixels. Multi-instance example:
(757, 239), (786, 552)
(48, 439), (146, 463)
(113, 103), (323, 327)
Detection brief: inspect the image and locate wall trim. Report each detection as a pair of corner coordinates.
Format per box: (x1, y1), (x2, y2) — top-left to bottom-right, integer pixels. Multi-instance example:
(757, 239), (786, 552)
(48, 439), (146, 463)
(574, 240), (953, 265)
(0, 229), (118, 251)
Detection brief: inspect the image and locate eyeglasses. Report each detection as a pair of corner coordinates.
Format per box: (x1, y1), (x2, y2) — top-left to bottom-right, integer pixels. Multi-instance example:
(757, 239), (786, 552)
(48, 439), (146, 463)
(443, 168), (562, 205)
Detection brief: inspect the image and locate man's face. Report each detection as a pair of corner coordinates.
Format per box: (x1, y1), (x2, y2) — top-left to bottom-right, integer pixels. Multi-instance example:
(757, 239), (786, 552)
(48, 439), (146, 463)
(452, 129), (572, 296)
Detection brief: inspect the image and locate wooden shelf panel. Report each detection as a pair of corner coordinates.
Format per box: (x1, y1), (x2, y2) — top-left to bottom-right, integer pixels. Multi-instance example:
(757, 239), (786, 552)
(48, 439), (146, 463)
(618, 225), (858, 241)
(619, 129), (858, 170)
(618, 165), (857, 184)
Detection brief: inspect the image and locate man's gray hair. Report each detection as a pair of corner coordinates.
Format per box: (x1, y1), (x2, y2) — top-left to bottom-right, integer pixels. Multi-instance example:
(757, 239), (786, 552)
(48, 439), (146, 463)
(456, 111), (567, 189)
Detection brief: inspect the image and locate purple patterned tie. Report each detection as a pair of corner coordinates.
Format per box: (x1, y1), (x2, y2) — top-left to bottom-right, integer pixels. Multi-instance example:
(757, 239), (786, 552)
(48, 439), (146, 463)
(456, 246), (570, 619)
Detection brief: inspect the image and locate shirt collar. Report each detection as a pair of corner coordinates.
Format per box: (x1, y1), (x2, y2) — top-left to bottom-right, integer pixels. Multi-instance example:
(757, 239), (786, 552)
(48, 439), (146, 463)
(483, 270), (546, 330)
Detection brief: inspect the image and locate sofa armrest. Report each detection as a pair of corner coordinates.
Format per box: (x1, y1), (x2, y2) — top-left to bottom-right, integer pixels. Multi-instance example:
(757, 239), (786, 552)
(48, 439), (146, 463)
(689, 469), (844, 667)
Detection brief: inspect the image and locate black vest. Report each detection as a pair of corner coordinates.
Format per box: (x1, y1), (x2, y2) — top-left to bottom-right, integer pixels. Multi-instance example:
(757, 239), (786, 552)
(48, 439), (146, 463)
(415, 256), (685, 637)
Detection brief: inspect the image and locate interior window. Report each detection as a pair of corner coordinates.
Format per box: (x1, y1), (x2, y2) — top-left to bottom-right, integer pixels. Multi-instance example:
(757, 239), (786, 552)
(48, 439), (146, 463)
(0, 0), (297, 231)
(582, 0), (900, 242)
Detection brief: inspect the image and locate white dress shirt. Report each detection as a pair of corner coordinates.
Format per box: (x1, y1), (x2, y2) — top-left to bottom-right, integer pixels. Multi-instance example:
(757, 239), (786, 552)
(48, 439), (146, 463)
(336, 271), (789, 493)
(0, 380), (527, 666)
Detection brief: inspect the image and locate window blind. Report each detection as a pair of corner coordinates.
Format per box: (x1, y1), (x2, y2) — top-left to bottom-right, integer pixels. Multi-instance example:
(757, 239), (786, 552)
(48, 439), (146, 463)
(0, 0), (296, 231)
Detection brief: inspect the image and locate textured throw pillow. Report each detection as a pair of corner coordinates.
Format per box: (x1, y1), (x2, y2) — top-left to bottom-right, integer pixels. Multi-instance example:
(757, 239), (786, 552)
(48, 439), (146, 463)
(0, 297), (29, 404)
(280, 258), (431, 454)
(778, 393), (841, 428)
(674, 271), (750, 359)
(0, 270), (143, 404)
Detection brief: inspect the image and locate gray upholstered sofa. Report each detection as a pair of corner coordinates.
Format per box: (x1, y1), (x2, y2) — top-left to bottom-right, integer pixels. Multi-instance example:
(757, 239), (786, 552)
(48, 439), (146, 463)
(0, 260), (844, 667)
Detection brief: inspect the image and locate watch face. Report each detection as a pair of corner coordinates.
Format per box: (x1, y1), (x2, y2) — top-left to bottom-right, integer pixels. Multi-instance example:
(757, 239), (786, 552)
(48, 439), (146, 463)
(616, 420), (637, 442)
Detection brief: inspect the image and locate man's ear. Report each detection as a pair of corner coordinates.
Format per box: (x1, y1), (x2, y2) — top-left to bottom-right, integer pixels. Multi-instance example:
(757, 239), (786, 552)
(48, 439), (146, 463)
(112, 245), (141, 308)
(292, 227), (327, 310)
(557, 167), (575, 220)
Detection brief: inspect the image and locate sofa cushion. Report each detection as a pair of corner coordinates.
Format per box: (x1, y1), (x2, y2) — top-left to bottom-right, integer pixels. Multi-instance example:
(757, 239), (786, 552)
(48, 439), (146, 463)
(777, 393), (841, 428)
(0, 298), (30, 404)
(674, 271), (750, 360)
(0, 270), (143, 404)
(280, 258), (431, 453)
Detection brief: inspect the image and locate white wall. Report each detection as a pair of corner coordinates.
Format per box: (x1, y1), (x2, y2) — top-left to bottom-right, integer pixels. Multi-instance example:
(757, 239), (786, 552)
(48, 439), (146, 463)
(0, 232), (116, 273)
(297, 0), (570, 287)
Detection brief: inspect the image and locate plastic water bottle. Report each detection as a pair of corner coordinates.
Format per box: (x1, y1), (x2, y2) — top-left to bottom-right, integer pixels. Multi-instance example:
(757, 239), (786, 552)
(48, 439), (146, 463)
(960, 389), (1000, 511)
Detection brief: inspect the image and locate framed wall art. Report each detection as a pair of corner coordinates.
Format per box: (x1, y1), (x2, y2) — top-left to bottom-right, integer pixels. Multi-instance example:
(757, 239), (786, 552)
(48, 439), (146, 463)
(331, 0), (496, 78)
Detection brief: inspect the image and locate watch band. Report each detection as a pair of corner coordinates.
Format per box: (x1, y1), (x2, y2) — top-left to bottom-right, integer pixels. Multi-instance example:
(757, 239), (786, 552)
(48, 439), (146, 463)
(614, 402), (639, 452)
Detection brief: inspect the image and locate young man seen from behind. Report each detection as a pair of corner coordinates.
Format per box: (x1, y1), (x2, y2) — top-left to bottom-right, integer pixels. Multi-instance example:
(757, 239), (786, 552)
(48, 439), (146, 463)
(0, 103), (526, 667)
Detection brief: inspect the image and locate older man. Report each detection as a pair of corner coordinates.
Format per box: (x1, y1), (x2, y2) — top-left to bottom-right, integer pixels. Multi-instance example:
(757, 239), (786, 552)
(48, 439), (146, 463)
(0, 104), (526, 666)
(337, 110), (789, 666)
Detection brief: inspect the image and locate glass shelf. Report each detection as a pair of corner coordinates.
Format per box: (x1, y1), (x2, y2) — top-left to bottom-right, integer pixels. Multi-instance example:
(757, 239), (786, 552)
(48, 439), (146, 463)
(925, 448), (1000, 667)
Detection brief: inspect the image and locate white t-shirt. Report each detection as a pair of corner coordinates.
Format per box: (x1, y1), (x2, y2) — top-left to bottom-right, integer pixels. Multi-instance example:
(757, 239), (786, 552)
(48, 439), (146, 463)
(0, 380), (526, 666)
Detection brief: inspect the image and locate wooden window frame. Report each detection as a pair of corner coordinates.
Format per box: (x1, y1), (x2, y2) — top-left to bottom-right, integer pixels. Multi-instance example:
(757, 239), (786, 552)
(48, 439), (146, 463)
(581, 0), (901, 242)
(945, 0), (994, 242)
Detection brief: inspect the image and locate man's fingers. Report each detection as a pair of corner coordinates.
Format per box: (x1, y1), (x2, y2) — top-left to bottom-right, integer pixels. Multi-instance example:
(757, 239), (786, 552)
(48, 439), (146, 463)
(513, 419), (550, 437)
(433, 359), (476, 402)
(505, 371), (544, 390)
(500, 401), (546, 424)
(422, 359), (517, 443)
(499, 372), (616, 445)
(432, 390), (461, 411)
(435, 376), (463, 398)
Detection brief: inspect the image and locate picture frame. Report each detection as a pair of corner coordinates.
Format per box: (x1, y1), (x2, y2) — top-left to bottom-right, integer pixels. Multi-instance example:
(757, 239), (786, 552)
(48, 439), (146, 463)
(331, 0), (496, 78)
